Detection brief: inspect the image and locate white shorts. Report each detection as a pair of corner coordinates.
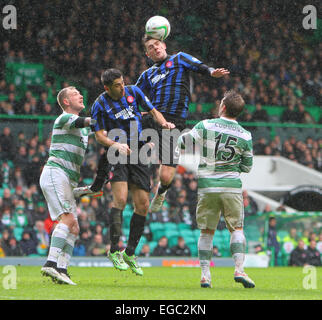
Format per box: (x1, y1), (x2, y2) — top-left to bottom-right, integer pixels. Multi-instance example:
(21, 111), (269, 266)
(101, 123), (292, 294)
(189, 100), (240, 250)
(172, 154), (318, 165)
(39, 166), (77, 221)
(196, 192), (244, 232)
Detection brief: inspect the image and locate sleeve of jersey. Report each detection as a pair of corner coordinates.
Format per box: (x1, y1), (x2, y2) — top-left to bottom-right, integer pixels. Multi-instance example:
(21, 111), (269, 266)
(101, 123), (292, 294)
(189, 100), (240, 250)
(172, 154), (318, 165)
(177, 121), (204, 150)
(135, 72), (151, 97)
(90, 102), (105, 132)
(178, 52), (212, 75)
(134, 86), (155, 112)
(240, 139), (253, 173)
(55, 114), (78, 130)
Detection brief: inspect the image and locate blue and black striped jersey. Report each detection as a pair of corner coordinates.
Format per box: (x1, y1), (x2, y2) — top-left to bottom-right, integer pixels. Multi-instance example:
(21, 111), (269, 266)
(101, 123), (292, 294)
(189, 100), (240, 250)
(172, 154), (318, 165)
(136, 52), (212, 119)
(90, 85), (154, 146)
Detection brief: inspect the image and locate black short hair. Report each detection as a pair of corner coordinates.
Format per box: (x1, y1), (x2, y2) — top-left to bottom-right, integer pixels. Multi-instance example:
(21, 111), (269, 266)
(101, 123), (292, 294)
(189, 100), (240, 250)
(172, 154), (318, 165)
(141, 34), (164, 50)
(101, 68), (123, 87)
(142, 34), (153, 48)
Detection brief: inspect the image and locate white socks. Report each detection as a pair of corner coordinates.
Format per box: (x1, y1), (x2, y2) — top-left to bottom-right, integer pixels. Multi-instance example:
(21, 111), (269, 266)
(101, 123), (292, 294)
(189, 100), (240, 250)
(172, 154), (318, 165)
(198, 232), (213, 279)
(47, 223), (70, 263)
(57, 233), (77, 270)
(230, 230), (246, 273)
(47, 223), (77, 271)
(197, 229), (247, 281)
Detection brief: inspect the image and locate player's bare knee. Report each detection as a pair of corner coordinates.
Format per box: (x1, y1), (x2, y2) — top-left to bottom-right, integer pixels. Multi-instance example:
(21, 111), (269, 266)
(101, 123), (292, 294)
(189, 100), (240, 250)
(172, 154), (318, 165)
(141, 202), (150, 215)
(136, 208), (149, 216)
(230, 227), (243, 233)
(160, 167), (175, 185)
(113, 197), (127, 210)
(201, 228), (215, 235)
(134, 199), (149, 216)
(160, 173), (173, 185)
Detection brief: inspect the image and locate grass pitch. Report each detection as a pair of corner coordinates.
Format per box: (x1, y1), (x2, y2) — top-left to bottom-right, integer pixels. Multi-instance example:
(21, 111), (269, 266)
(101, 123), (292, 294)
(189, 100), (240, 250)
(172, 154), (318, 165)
(0, 266), (321, 300)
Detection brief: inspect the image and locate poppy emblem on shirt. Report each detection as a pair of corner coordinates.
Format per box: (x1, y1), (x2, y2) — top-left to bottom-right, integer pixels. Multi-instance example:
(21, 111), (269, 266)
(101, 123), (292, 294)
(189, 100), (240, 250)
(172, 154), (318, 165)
(127, 96), (134, 103)
(166, 60), (173, 68)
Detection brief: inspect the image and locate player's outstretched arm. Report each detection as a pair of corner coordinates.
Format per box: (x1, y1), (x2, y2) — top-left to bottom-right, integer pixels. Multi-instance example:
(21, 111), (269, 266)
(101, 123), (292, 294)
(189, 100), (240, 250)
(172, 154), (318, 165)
(149, 108), (175, 129)
(178, 52), (229, 79)
(74, 117), (97, 128)
(210, 68), (230, 78)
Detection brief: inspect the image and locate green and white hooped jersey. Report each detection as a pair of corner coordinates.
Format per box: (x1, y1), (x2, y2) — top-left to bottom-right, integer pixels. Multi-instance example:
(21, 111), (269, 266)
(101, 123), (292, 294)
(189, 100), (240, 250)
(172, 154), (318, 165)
(179, 117), (253, 194)
(46, 112), (89, 183)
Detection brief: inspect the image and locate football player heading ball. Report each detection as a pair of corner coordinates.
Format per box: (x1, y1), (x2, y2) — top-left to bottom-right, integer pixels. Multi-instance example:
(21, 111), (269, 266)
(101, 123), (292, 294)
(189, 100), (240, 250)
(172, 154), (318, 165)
(137, 16), (230, 213)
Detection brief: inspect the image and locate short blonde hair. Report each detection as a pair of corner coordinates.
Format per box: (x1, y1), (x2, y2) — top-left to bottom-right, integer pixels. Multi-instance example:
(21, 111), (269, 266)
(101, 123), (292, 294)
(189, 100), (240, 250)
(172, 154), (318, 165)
(57, 86), (75, 110)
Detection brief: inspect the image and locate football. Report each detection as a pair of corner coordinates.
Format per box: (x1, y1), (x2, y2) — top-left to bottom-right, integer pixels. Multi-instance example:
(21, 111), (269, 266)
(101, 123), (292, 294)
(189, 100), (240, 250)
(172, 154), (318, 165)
(145, 16), (171, 41)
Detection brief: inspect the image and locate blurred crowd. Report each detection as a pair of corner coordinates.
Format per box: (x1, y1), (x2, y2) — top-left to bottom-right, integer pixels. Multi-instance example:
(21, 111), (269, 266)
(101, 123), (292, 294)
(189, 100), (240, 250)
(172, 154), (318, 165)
(264, 217), (321, 266)
(1, 0), (321, 116)
(253, 135), (322, 171)
(0, 0), (321, 258)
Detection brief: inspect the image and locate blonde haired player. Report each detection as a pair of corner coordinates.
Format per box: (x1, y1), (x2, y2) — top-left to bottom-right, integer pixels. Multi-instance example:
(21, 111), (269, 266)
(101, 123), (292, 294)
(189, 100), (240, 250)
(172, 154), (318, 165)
(40, 86), (100, 285)
(178, 90), (255, 288)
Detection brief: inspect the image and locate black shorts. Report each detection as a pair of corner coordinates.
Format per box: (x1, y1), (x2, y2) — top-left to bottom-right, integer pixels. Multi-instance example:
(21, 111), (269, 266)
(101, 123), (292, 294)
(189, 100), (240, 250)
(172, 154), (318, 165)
(110, 161), (151, 192)
(142, 113), (186, 168)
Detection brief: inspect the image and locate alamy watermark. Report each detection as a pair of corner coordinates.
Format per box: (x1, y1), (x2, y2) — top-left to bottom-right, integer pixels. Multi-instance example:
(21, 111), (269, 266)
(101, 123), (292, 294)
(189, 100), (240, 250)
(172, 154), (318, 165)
(104, 127), (191, 165)
(302, 265), (317, 290)
(104, 124), (244, 165)
(1, 4), (319, 31)
(2, 4), (17, 30)
(0, 264), (319, 291)
(302, 5), (317, 29)
(2, 265), (17, 289)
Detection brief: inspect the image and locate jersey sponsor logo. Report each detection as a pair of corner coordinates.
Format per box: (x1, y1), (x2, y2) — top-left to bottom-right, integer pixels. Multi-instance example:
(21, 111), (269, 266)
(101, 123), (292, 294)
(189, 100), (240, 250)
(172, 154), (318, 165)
(165, 60), (173, 68)
(115, 105), (135, 120)
(127, 95), (134, 103)
(151, 70), (169, 85)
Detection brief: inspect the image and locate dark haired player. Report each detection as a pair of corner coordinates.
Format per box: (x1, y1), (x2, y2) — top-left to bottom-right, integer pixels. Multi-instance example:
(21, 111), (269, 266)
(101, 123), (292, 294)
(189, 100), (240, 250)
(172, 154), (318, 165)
(74, 68), (174, 276)
(137, 35), (230, 212)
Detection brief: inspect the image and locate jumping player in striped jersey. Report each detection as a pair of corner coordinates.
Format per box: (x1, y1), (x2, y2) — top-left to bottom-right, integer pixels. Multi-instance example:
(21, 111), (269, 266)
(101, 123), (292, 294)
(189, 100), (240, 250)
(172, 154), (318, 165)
(178, 90), (255, 289)
(40, 86), (100, 285)
(137, 35), (230, 213)
(79, 68), (174, 276)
